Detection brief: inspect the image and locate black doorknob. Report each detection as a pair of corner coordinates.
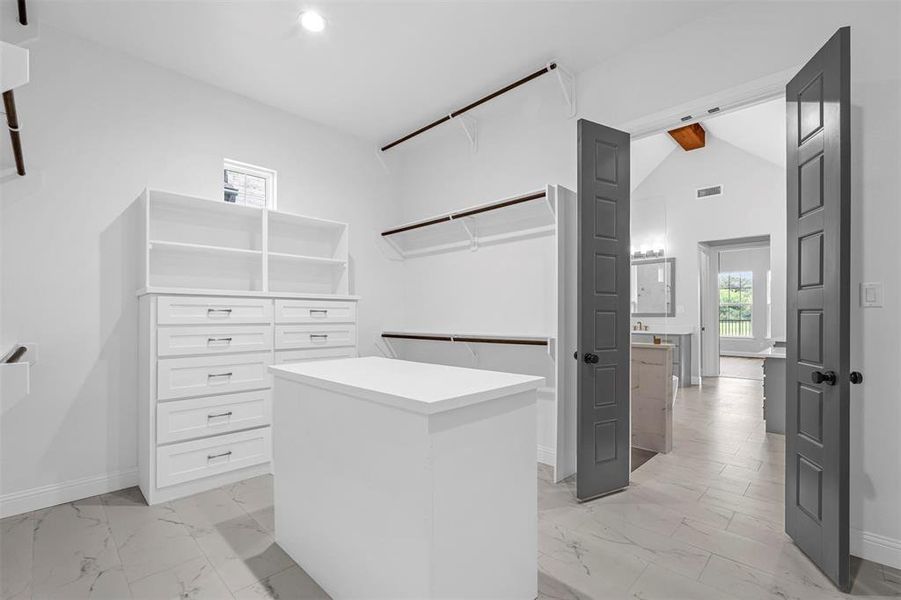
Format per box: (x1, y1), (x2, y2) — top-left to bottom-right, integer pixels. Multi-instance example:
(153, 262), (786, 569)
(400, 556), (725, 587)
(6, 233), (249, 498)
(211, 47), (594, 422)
(850, 371), (863, 384)
(583, 352), (599, 364)
(811, 370), (837, 385)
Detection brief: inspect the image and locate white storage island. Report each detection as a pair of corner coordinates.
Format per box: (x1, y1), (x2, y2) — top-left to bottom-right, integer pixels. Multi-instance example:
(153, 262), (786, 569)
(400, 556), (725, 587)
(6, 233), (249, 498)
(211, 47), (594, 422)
(269, 356), (544, 599)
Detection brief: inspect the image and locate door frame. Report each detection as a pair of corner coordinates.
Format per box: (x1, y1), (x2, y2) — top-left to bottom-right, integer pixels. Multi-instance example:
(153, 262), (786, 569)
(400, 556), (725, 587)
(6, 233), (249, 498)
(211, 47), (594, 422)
(697, 243), (721, 377)
(618, 65), (801, 140)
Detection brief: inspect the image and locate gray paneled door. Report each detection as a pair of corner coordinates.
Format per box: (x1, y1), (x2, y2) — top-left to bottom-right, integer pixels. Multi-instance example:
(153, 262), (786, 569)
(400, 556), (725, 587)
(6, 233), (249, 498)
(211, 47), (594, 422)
(785, 27), (853, 592)
(576, 119), (630, 501)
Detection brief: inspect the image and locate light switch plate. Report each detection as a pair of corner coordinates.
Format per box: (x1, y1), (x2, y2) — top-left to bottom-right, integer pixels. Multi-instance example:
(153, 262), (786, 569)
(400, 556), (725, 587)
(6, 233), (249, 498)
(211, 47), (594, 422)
(860, 282), (883, 308)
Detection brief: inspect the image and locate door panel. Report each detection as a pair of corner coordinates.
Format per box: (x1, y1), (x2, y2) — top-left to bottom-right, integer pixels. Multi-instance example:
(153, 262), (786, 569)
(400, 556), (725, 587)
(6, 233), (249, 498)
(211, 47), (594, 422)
(785, 26), (851, 592)
(576, 120), (630, 501)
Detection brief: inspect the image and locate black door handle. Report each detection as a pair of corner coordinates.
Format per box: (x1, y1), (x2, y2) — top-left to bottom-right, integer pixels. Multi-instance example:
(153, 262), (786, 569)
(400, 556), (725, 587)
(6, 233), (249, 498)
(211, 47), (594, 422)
(583, 352), (599, 364)
(850, 371), (863, 384)
(811, 370), (837, 385)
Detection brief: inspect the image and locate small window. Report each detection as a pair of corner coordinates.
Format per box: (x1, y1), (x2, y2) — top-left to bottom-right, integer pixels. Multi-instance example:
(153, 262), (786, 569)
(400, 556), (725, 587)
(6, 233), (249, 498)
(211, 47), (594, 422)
(223, 159), (277, 209)
(719, 271), (753, 338)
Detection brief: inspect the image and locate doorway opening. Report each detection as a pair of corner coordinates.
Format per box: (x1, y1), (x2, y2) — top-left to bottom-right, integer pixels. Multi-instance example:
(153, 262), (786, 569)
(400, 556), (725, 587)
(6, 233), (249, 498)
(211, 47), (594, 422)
(566, 28), (872, 596)
(699, 235), (774, 381)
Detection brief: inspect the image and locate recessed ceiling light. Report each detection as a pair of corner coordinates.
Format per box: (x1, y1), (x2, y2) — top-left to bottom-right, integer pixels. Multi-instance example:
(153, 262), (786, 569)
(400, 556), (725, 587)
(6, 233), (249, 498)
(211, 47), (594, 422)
(299, 11), (326, 33)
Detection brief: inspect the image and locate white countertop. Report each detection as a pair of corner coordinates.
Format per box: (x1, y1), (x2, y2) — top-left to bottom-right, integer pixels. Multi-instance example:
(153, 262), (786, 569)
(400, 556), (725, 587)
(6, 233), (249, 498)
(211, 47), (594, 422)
(632, 342), (675, 350)
(269, 356), (545, 415)
(630, 328), (693, 336)
(757, 347), (787, 359)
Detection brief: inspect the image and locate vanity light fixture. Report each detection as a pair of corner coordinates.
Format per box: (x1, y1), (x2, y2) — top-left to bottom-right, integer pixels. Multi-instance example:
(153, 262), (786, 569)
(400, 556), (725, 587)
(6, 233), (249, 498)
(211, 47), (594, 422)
(299, 10), (326, 32)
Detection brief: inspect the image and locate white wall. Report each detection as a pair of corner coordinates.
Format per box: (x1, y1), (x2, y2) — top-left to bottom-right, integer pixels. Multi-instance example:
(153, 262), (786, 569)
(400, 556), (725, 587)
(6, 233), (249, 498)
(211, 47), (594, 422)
(390, 1), (901, 567)
(631, 136), (786, 368)
(718, 245), (772, 355)
(0, 25), (403, 512)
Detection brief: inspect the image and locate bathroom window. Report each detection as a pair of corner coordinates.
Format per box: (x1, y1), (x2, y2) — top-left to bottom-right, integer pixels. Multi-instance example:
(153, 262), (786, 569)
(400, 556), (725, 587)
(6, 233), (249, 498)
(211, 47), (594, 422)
(719, 271), (753, 337)
(223, 159), (277, 209)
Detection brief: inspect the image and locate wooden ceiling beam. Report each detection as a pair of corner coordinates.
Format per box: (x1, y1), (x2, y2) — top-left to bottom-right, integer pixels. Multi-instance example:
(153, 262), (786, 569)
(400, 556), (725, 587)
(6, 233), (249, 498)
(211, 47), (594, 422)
(668, 122), (706, 151)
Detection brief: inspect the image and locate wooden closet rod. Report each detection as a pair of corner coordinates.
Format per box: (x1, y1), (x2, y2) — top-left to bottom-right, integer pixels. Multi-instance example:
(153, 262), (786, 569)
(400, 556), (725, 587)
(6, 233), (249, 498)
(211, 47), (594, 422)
(382, 333), (547, 347)
(381, 190), (546, 237)
(3, 90), (25, 176)
(379, 63), (557, 152)
(382, 333), (454, 342)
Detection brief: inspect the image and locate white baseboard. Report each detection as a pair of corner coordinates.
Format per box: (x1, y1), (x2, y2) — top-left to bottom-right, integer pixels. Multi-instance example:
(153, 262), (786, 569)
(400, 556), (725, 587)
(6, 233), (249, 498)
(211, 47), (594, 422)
(537, 445), (556, 467)
(0, 468), (138, 518)
(852, 528), (901, 570)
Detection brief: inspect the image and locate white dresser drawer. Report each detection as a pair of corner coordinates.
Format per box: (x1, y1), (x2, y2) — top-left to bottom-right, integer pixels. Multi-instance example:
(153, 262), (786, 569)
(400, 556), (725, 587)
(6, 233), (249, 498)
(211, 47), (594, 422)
(156, 391), (271, 444)
(158, 296), (273, 325)
(157, 325), (273, 357)
(275, 324), (356, 350)
(156, 428), (270, 488)
(275, 299), (356, 324)
(157, 353), (271, 400)
(274, 347), (356, 364)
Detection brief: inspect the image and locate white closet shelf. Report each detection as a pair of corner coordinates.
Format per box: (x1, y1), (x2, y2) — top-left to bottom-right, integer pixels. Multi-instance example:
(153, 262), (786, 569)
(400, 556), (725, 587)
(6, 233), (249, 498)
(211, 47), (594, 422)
(268, 252), (347, 266)
(380, 189), (555, 258)
(149, 240), (262, 257)
(382, 331), (553, 347)
(151, 189), (264, 220)
(268, 210), (347, 230)
(136, 286), (360, 300)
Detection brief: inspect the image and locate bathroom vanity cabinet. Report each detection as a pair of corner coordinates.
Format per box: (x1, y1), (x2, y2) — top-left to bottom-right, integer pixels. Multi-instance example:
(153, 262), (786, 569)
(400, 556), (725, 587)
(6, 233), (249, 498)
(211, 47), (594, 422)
(760, 347), (786, 433)
(631, 331), (692, 387)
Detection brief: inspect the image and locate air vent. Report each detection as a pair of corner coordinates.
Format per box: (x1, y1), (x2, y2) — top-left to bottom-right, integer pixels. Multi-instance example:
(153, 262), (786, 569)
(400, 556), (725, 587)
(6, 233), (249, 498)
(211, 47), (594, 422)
(696, 185), (723, 199)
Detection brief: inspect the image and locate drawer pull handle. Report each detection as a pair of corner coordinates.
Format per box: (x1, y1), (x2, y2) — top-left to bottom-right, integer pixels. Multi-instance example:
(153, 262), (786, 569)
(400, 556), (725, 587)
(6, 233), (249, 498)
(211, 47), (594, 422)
(207, 451), (232, 461)
(310, 309), (328, 316)
(207, 411), (233, 420)
(310, 334), (329, 340)
(207, 337), (233, 344)
(207, 308), (233, 317)
(208, 372), (233, 381)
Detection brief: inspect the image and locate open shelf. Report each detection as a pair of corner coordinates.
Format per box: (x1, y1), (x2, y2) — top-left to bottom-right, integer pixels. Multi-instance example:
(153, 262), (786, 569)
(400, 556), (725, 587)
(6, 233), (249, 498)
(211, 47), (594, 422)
(268, 210), (348, 261)
(381, 189), (554, 258)
(149, 240), (263, 258)
(149, 243), (263, 292)
(149, 189), (263, 252)
(268, 251), (347, 266)
(268, 258), (348, 295)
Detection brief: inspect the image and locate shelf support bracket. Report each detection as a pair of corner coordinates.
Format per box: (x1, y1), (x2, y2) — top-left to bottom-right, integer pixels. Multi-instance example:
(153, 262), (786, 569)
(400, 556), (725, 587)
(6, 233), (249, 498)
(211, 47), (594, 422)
(457, 216), (479, 251)
(375, 147), (390, 174)
(459, 340), (479, 363)
(552, 62), (576, 118)
(450, 113), (478, 153)
(547, 337), (555, 359)
(378, 338), (398, 359)
(381, 233), (407, 261)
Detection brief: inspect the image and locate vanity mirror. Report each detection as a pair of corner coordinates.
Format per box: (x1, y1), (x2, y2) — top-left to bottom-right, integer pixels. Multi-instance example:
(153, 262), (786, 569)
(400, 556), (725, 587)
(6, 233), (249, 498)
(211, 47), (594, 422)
(631, 257), (675, 317)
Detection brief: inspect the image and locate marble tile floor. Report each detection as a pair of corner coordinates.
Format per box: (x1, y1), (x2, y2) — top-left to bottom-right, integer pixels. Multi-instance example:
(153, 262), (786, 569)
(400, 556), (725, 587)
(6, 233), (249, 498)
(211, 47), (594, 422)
(718, 356), (764, 380)
(537, 377), (900, 599)
(2, 377), (899, 599)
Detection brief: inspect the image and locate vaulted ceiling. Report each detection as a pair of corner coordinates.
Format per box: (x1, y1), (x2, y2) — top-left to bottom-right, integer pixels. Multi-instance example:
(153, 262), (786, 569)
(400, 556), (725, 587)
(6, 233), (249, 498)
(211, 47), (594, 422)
(631, 97), (785, 190)
(28, 0), (725, 142)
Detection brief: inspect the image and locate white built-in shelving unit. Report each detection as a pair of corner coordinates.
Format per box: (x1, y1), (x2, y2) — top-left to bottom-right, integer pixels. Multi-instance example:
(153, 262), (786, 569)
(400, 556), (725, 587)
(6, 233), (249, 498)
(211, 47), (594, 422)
(136, 188), (358, 505)
(139, 189), (350, 297)
(380, 185), (577, 481)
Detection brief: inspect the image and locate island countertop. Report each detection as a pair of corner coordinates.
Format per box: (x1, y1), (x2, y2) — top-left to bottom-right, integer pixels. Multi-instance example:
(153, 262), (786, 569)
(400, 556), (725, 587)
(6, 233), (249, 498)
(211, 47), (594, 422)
(269, 356), (544, 415)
